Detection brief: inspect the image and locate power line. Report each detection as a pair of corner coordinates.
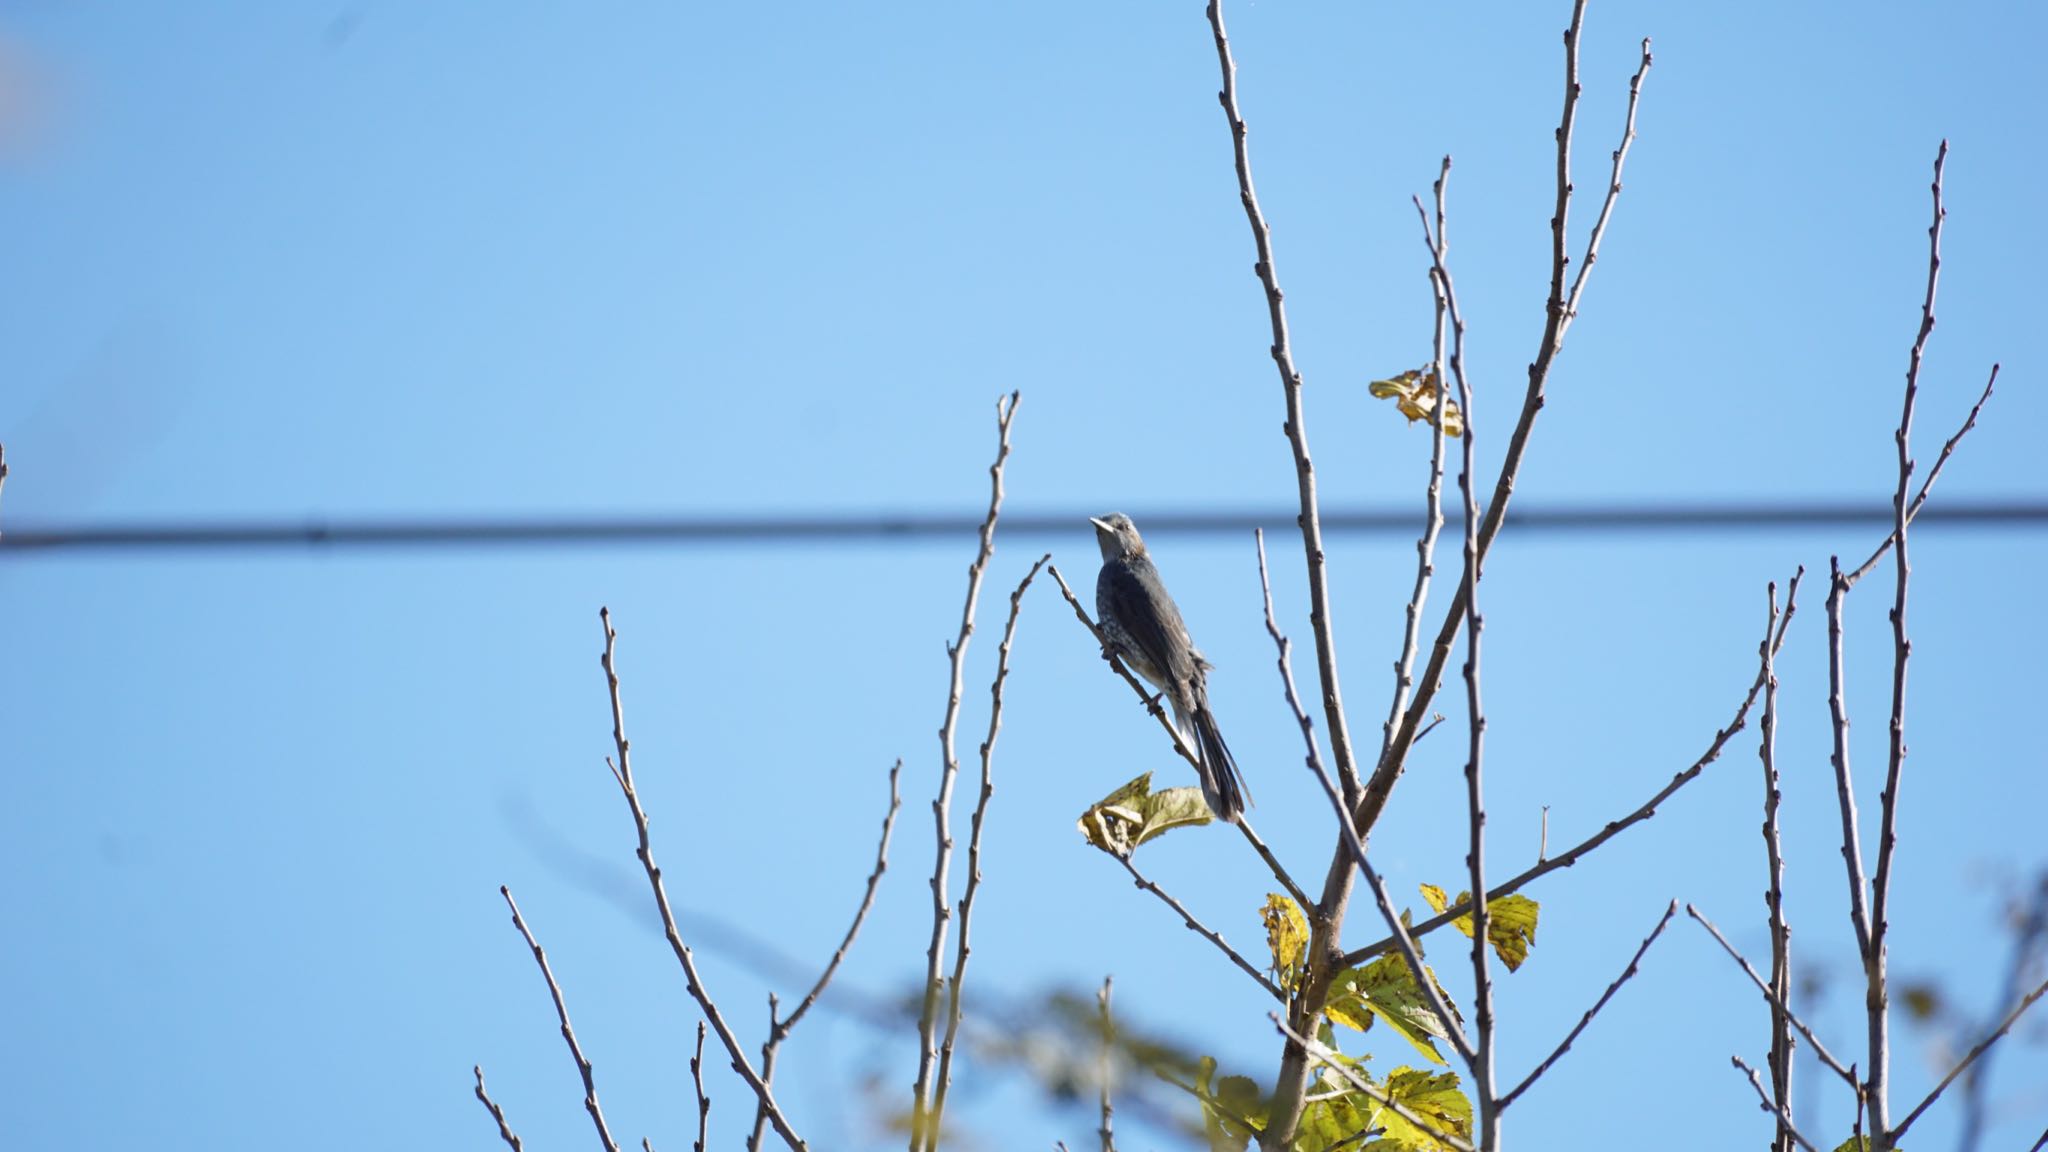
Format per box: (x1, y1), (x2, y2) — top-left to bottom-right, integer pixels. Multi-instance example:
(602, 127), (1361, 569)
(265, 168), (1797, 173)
(0, 499), (2043, 557)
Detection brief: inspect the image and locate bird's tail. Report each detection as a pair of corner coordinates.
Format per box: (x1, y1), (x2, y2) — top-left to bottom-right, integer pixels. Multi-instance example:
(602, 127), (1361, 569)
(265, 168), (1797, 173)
(1191, 704), (1249, 824)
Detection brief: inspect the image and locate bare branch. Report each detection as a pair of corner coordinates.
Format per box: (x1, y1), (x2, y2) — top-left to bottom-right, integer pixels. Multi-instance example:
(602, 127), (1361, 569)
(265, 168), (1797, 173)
(1560, 37), (1654, 333)
(751, 761), (902, 1150)
(1733, 1056), (1821, 1152)
(1687, 904), (1857, 1087)
(1844, 362), (1998, 587)
(1098, 978), (1117, 1152)
(473, 1065), (525, 1152)
(932, 555), (1050, 1130)
(1431, 148), (1501, 1142)
(913, 392), (1020, 1152)
(1111, 849), (1284, 1001)
(1051, 561), (1310, 912)
(1864, 140), (1949, 1141)
(1758, 579), (1797, 1152)
(1204, 0), (1364, 803)
(1499, 900), (1677, 1109)
(499, 886), (623, 1152)
(597, 610), (807, 1151)
(692, 1023), (710, 1152)
(1256, 527), (1467, 1061)
(1382, 170), (1453, 762)
(1823, 559), (1877, 960)
(1363, 0), (1651, 851)
(1890, 972), (2048, 1142)
(1268, 1016), (1476, 1152)
(1342, 570), (1802, 968)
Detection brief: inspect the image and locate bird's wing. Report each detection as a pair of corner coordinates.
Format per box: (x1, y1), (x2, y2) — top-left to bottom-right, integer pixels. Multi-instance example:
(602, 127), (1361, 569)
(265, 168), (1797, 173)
(1100, 560), (1195, 681)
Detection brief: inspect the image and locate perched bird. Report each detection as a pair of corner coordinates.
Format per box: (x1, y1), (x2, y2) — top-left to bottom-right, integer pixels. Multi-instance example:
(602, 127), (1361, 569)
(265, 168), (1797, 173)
(1090, 512), (1248, 823)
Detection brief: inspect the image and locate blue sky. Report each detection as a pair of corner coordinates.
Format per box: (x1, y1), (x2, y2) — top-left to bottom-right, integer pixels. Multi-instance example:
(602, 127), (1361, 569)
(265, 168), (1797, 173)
(1, 3), (2043, 1150)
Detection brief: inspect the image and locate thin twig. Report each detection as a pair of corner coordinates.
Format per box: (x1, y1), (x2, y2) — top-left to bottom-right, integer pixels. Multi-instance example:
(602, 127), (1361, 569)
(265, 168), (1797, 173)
(1113, 851), (1284, 1000)
(1890, 973), (2048, 1142)
(692, 1023), (710, 1152)
(1733, 1056), (1821, 1152)
(1844, 363), (1999, 587)
(1050, 561), (1310, 912)
(1561, 37), (1654, 332)
(598, 610), (808, 1151)
(932, 554), (1050, 1131)
(500, 886), (623, 1152)
(1382, 169), (1453, 762)
(750, 761), (903, 1150)
(1498, 901), (1676, 1109)
(1257, 528), (1467, 1060)
(1363, 0), (1650, 854)
(1758, 579), (1797, 1152)
(1429, 147), (1500, 1145)
(1269, 1016), (1476, 1152)
(1098, 978), (1117, 1152)
(1823, 559), (1876, 961)
(473, 1065), (525, 1152)
(1686, 905), (1856, 1086)
(1864, 140), (1948, 1142)
(913, 392), (1019, 1152)
(1341, 571), (1802, 968)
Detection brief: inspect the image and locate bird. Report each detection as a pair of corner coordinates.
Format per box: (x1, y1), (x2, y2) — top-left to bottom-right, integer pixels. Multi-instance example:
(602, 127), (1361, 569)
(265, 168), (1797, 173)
(1090, 512), (1248, 823)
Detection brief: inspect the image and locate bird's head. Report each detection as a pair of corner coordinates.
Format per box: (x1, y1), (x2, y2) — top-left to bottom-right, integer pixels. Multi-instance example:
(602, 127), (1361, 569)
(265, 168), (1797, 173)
(1089, 512), (1146, 562)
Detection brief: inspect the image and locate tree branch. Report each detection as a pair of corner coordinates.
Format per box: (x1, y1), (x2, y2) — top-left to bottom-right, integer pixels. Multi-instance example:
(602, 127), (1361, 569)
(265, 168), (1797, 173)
(750, 761), (902, 1151)
(472, 1065), (525, 1152)
(1687, 904), (1857, 1087)
(932, 555), (1050, 1131)
(913, 392), (1020, 1152)
(1498, 899), (1676, 1110)
(500, 886), (623, 1152)
(598, 610), (808, 1151)
(1342, 569), (1800, 968)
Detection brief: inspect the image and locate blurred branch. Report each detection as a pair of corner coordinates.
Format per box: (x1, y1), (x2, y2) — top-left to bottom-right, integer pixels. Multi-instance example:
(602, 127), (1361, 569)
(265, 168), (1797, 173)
(1891, 973), (2048, 1143)
(499, 886), (623, 1152)
(913, 392), (1020, 1152)
(1098, 978), (1117, 1152)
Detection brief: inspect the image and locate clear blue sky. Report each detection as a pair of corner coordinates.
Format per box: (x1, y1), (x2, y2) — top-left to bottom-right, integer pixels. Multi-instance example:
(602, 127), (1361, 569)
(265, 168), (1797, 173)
(2, 3), (2043, 1149)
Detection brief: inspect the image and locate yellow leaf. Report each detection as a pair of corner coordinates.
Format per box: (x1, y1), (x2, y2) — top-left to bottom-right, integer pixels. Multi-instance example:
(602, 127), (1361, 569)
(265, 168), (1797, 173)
(1368, 365), (1463, 437)
(1420, 884), (1541, 972)
(1262, 894), (1310, 994)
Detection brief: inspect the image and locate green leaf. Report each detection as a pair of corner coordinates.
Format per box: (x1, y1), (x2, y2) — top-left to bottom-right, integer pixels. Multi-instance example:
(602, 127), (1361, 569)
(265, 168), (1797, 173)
(1326, 955), (1463, 1066)
(1263, 894), (1310, 993)
(1420, 883), (1541, 972)
(1076, 772), (1213, 856)
(1190, 1055), (1264, 1151)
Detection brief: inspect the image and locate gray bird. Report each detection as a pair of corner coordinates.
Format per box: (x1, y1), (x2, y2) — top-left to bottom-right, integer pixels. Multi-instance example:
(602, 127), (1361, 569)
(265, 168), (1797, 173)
(1090, 512), (1248, 823)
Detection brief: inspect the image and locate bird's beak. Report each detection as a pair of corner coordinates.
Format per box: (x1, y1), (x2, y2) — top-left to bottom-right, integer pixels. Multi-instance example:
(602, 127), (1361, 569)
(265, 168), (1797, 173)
(1088, 517), (1114, 534)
